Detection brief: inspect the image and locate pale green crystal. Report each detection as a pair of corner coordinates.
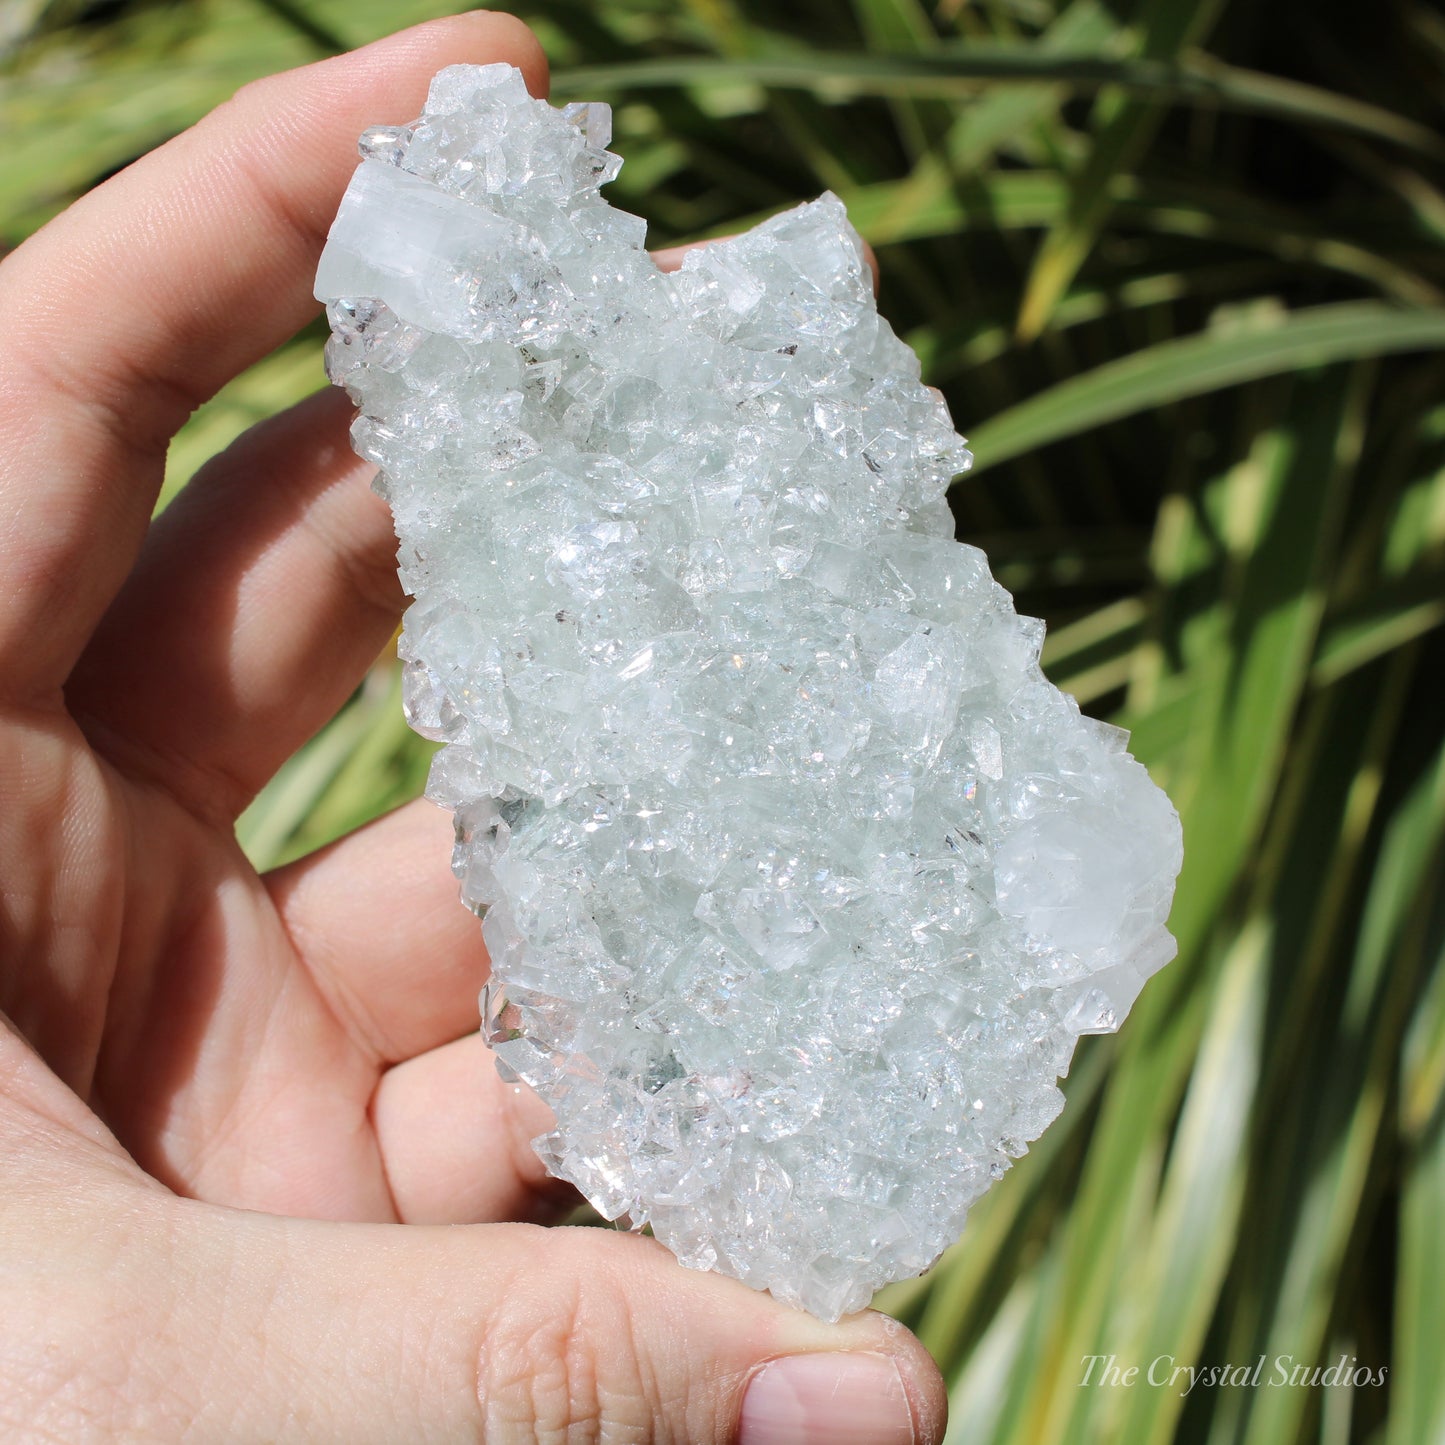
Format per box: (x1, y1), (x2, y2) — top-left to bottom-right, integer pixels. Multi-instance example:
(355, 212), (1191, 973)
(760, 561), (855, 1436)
(315, 64), (1183, 1322)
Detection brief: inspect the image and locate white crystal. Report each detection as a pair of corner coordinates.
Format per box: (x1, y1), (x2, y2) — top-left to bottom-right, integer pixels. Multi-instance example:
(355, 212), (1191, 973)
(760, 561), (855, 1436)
(316, 64), (1183, 1321)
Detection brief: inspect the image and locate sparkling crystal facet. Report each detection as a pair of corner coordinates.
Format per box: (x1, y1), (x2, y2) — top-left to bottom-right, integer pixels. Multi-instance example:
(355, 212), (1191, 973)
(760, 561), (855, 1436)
(316, 64), (1183, 1321)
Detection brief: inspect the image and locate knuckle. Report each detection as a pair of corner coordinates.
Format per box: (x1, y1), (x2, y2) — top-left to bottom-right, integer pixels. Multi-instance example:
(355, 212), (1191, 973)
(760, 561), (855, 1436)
(475, 1234), (682, 1444)
(212, 76), (269, 129)
(326, 516), (406, 622)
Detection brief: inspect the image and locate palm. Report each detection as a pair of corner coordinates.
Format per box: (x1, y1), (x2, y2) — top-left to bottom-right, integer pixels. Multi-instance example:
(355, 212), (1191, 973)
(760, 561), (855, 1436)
(90, 732), (398, 1215)
(4, 446), (556, 1225)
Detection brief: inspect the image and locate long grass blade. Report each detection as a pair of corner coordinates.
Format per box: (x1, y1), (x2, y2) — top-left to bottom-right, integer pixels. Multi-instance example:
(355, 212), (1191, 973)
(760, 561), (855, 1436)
(1014, 0), (1229, 339)
(1394, 908), (1445, 1445)
(553, 51), (1444, 159)
(964, 304), (1445, 475)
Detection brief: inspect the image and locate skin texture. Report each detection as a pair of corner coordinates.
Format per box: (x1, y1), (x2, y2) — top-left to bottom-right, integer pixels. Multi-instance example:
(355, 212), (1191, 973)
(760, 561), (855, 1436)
(0, 12), (942, 1442)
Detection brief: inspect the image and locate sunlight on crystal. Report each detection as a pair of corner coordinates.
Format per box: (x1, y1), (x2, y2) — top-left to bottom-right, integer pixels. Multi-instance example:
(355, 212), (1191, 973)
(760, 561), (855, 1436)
(316, 64), (1183, 1322)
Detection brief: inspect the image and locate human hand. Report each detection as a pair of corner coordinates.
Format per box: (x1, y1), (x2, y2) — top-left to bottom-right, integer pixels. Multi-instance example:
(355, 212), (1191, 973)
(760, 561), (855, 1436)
(0, 12), (946, 1441)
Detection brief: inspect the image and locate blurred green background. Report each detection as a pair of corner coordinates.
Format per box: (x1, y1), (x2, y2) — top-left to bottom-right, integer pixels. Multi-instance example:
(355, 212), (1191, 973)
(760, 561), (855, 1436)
(5, 0), (1444, 1440)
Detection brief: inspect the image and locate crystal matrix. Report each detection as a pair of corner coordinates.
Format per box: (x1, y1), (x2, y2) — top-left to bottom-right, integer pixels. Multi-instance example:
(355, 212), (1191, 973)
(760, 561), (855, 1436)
(316, 65), (1183, 1321)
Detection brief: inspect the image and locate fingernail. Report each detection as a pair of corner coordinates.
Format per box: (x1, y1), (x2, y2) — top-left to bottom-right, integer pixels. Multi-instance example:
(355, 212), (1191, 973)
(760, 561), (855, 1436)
(739, 1352), (917, 1445)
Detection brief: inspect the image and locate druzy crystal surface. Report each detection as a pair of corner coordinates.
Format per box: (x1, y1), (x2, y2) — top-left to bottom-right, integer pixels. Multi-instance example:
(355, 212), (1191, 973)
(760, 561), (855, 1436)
(316, 64), (1183, 1321)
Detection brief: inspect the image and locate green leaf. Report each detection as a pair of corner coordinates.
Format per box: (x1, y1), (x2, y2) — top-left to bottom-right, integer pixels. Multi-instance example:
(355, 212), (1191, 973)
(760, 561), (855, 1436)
(1395, 906), (1445, 1445)
(1016, 0), (1229, 338)
(1011, 368), (1363, 1442)
(1229, 671), (1442, 1442)
(1110, 917), (1265, 1445)
(786, 173), (1437, 305)
(1395, 1094), (1445, 1445)
(551, 50), (1445, 160)
(161, 336), (326, 510)
(964, 304), (1445, 475)
(1312, 571), (1445, 686)
(847, 0), (951, 163)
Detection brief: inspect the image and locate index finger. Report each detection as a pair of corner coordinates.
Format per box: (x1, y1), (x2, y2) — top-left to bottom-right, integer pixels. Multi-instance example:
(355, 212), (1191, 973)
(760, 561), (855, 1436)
(0, 12), (547, 702)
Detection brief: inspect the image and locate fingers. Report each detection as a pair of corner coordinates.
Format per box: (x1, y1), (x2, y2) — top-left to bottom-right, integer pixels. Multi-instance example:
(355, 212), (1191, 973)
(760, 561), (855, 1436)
(268, 798), (483, 1066)
(169, 1202), (948, 1444)
(94, 793), (575, 1226)
(67, 386), (397, 821)
(371, 1032), (576, 1225)
(0, 12), (548, 702)
(274, 799), (582, 1224)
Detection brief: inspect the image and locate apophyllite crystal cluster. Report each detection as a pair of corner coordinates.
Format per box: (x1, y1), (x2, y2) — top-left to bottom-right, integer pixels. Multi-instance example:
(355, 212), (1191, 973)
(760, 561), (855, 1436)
(315, 64), (1183, 1320)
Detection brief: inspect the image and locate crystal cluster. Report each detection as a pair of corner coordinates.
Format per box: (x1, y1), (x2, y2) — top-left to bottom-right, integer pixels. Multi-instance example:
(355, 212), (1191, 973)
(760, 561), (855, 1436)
(316, 64), (1183, 1321)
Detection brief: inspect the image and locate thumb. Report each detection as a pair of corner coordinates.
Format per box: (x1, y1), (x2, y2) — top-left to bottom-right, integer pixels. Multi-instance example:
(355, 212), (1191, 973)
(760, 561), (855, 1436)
(177, 1203), (949, 1443)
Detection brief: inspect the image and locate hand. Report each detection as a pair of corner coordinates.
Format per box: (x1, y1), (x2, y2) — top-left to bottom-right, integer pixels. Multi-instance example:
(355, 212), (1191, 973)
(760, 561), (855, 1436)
(0, 13), (946, 1441)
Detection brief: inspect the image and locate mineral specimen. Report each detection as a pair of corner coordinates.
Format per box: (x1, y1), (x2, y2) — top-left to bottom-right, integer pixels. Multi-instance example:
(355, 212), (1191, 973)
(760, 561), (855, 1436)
(315, 64), (1183, 1321)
